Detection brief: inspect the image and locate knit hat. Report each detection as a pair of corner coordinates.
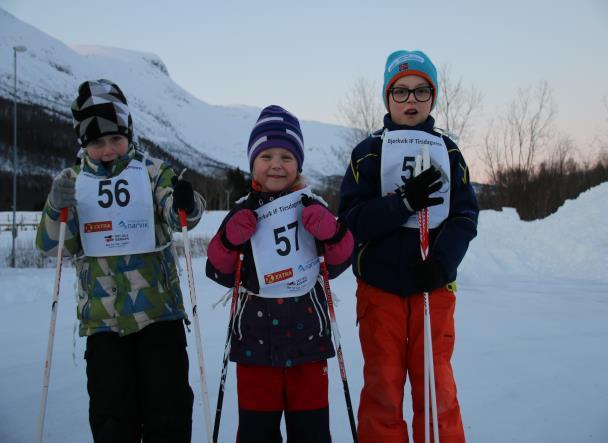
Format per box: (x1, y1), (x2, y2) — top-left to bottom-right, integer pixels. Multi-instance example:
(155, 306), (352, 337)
(382, 50), (438, 111)
(247, 105), (305, 172)
(71, 79), (133, 147)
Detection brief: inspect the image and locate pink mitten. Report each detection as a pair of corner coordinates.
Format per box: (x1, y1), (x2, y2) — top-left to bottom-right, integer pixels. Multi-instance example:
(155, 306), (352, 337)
(302, 204), (338, 241)
(225, 209), (257, 246)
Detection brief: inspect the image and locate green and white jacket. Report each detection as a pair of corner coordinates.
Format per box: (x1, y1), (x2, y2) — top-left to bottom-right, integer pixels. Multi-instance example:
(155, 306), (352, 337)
(36, 146), (205, 337)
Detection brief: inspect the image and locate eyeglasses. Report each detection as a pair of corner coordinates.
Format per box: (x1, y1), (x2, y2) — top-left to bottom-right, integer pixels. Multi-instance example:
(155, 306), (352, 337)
(389, 86), (434, 103)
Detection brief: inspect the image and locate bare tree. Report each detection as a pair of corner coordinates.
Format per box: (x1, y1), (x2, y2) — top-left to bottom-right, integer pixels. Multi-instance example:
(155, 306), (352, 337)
(482, 80), (556, 184)
(434, 64), (483, 146)
(335, 76), (384, 163)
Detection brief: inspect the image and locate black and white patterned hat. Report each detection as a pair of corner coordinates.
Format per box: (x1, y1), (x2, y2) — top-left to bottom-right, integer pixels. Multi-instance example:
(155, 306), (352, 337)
(71, 79), (133, 147)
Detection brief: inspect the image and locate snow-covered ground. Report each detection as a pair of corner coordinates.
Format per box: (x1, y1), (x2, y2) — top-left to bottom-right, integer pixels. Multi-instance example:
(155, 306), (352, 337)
(1, 184), (607, 442)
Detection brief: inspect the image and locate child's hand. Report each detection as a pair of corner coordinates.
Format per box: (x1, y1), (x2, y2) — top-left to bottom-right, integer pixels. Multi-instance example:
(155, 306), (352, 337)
(171, 176), (195, 213)
(49, 169), (76, 210)
(302, 200), (339, 241)
(224, 209), (257, 246)
(395, 166), (444, 212)
(415, 258), (445, 292)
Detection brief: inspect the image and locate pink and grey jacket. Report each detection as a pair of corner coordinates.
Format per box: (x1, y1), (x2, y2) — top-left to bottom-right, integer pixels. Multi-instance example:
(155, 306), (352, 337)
(206, 187), (353, 368)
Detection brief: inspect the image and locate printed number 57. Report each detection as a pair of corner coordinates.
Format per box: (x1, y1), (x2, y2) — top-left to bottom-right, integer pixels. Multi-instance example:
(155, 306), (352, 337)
(273, 221), (299, 256)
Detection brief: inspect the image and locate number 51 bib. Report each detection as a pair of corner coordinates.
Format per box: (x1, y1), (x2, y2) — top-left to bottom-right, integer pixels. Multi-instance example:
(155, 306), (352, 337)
(75, 157), (156, 257)
(381, 130), (451, 229)
(250, 187), (320, 298)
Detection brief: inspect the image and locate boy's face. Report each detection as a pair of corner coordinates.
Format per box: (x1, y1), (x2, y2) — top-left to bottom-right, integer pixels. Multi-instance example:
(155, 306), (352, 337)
(252, 147), (299, 193)
(388, 75), (433, 127)
(85, 134), (129, 162)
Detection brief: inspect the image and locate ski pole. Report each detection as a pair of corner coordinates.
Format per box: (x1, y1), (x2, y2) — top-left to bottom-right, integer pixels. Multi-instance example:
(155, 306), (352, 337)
(318, 252), (358, 443)
(36, 207), (68, 443)
(213, 252), (243, 443)
(179, 209), (213, 443)
(416, 149), (440, 443)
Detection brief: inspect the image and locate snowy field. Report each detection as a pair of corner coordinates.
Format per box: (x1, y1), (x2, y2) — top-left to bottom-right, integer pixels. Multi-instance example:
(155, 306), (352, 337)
(1, 184), (607, 442)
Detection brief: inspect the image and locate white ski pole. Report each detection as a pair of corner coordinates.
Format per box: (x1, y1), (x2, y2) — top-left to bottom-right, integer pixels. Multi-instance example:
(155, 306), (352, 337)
(179, 208), (213, 443)
(417, 148), (440, 443)
(36, 207), (68, 443)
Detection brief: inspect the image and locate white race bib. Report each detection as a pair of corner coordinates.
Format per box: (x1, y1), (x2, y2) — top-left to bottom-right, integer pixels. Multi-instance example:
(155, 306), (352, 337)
(250, 187), (320, 298)
(381, 130), (451, 228)
(75, 157), (156, 257)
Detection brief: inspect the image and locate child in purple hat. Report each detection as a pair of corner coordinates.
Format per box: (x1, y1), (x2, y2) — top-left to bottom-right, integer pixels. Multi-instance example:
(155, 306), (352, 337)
(206, 105), (354, 442)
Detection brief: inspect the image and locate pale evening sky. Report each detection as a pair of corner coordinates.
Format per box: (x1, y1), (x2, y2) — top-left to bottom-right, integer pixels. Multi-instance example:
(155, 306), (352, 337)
(2, 0), (608, 163)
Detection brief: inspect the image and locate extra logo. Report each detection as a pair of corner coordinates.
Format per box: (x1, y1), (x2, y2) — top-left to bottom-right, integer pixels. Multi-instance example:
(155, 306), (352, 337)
(398, 62), (409, 72)
(264, 268), (294, 285)
(84, 221), (112, 233)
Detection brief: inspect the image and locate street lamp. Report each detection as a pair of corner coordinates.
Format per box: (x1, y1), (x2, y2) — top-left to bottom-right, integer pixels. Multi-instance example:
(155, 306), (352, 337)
(11, 45), (27, 268)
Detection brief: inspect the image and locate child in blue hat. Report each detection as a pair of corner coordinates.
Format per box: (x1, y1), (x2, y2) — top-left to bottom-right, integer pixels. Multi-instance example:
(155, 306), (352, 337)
(339, 50), (479, 442)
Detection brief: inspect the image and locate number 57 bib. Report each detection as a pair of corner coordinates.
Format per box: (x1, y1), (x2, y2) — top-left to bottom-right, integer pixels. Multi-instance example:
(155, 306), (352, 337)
(75, 158), (156, 257)
(250, 187), (320, 298)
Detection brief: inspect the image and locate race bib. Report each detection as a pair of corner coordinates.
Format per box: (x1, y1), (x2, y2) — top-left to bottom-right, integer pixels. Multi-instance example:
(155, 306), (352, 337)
(75, 157), (156, 257)
(381, 130), (451, 228)
(250, 187), (320, 298)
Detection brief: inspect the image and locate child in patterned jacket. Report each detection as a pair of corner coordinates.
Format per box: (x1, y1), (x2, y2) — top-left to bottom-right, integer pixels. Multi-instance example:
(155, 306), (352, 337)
(36, 79), (205, 442)
(206, 105), (354, 443)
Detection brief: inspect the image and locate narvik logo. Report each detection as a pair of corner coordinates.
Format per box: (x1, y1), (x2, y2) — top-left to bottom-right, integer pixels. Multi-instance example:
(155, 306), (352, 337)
(119, 220), (149, 230)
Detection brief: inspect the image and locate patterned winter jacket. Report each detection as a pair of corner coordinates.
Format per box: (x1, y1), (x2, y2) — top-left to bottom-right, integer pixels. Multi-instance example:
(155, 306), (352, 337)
(206, 188), (353, 368)
(36, 146), (205, 337)
(339, 115), (479, 297)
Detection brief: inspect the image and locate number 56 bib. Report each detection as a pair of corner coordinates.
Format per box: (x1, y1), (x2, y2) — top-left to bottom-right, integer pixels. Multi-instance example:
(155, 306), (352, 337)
(250, 187), (320, 298)
(75, 158), (156, 257)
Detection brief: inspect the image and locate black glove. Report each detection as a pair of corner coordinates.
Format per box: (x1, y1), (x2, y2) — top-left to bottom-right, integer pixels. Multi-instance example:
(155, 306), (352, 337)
(415, 258), (445, 293)
(395, 166), (444, 212)
(171, 176), (195, 213)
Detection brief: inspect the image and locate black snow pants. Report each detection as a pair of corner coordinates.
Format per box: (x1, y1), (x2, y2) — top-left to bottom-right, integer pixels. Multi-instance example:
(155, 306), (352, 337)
(85, 319), (194, 443)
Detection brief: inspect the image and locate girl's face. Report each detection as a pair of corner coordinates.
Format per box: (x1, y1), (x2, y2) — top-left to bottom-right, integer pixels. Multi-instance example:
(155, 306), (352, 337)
(388, 74), (433, 127)
(252, 147), (299, 193)
(85, 134), (129, 162)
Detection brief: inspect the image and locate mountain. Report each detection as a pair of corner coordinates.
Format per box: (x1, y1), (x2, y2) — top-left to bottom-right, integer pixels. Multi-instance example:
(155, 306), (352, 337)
(0, 8), (348, 209)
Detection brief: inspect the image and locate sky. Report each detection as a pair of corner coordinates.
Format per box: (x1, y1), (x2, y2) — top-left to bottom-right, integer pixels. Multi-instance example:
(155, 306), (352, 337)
(1, 0), (608, 160)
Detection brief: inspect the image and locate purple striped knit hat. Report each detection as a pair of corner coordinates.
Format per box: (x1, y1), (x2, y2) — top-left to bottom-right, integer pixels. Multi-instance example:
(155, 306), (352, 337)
(247, 105), (304, 172)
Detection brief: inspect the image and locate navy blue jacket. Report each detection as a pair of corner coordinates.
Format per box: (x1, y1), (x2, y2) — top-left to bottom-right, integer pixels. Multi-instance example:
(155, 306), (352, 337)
(338, 115), (478, 297)
(206, 189), (351, 368)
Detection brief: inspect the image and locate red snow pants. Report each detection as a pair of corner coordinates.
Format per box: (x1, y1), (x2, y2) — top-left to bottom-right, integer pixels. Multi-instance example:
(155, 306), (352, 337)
(356, 280), (465, 443)
(235, 361), (331, 443)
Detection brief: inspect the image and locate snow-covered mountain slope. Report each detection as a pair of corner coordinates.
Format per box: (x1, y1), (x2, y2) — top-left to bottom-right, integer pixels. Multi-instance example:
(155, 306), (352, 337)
(0, 8), (347, 179)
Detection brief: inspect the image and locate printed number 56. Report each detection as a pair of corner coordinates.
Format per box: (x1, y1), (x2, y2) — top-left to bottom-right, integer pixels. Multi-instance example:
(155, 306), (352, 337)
(273, 221), (299, 256)
(98, 179), (131, 208)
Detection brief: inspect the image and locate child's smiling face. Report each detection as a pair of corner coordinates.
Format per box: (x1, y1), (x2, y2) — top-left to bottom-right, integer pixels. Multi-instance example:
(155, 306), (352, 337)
(252, 147), (299, 192)
(388, 75), (433, 127)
